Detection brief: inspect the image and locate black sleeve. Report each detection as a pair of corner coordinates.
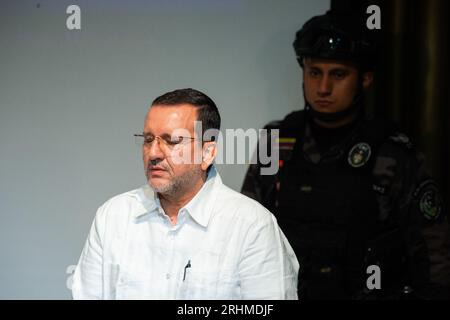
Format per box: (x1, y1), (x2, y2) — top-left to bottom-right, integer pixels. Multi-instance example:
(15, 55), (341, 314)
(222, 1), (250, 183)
(241, 122), (280, 212)
(393, 145), (450, 299)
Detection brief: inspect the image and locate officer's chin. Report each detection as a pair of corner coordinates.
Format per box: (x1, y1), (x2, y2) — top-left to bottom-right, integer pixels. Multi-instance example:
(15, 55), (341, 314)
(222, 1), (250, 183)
(311, 103), (337, 113)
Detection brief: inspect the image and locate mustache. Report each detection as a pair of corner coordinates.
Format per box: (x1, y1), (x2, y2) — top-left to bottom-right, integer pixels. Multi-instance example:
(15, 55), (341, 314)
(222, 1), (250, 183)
(147, 159), (168, 171)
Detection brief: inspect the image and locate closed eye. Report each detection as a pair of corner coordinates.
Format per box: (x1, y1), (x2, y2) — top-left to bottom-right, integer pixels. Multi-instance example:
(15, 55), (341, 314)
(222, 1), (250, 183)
(165, 136), (183, 145)
(143, 135), (155, 144)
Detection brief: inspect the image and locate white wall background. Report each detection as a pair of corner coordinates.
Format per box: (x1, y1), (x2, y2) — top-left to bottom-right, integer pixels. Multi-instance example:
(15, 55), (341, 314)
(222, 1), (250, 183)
(0, 0), (329, 299)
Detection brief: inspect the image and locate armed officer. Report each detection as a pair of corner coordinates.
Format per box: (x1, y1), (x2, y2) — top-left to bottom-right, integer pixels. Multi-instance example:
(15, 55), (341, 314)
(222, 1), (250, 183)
(241, 11), (450, 299)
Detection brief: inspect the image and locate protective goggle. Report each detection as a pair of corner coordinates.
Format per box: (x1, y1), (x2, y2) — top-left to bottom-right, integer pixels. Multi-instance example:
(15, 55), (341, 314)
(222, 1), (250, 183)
(296, 29), (358, 57)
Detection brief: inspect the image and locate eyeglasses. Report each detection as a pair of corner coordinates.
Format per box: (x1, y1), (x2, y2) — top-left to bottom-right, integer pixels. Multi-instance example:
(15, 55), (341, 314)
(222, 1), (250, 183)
(134, 133), (197, 150)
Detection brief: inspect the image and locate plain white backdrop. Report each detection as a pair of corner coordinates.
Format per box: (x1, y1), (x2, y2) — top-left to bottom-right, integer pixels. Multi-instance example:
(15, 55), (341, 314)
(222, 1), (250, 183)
(0, 0), (329, 299)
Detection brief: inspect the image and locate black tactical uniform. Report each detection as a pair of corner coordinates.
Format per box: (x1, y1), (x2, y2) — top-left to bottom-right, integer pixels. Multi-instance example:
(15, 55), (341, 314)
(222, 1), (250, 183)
(241, 12), (450, 299)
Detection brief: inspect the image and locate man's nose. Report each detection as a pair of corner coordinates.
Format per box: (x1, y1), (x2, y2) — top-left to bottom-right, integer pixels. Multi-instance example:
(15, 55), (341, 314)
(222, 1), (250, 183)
(317, 75), (332, 96)
(147, 138), (165, 161)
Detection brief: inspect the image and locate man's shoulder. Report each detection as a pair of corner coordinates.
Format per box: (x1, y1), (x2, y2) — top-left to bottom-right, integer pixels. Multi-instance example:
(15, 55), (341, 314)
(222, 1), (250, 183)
(94, 186), (149, 221)
(262, 109), (305, 130)
(377, 130), (417, 159)
(372, 127), (424, 189)
(101, 187), (142, 206)
(360, 115), (416, 156)
(282, 109), (305, 126)
(216, 182), (274, 223)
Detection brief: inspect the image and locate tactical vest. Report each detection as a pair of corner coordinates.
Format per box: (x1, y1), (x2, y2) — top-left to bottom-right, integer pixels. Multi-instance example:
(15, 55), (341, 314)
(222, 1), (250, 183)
(274, 111), (399, 299)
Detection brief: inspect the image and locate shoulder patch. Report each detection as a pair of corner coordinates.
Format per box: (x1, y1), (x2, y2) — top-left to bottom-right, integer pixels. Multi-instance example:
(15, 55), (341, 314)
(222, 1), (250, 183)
(348, 142), (372, 168)
(413, 180), (444, 220)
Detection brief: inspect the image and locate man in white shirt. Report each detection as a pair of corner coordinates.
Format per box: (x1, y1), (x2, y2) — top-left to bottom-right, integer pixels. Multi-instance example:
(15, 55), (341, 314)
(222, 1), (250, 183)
(72, 88), (299, 299)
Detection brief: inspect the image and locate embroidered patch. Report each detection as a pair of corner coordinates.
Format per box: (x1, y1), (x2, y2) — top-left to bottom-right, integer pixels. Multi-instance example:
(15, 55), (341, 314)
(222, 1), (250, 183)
(348, 142), (372, 168)
(416, 182), (443, 220)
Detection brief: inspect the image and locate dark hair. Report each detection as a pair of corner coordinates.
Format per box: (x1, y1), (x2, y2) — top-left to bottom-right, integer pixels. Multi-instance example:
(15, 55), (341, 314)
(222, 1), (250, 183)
(151, 88), (221, 141)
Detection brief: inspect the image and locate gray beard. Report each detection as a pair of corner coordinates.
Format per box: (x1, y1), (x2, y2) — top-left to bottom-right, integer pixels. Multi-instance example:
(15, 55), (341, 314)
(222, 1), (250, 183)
(149, 166), (203, 196)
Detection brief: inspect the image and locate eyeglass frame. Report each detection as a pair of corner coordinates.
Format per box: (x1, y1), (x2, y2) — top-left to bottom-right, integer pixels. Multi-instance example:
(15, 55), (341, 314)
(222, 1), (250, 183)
(134, 133), (212, 150)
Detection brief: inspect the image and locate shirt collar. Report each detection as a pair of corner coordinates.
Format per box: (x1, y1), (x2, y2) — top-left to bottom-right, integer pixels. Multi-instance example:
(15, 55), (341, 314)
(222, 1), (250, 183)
(134, 165), (222, 227)
(183, 165), (221, 227)
(134, 184), (159, 219)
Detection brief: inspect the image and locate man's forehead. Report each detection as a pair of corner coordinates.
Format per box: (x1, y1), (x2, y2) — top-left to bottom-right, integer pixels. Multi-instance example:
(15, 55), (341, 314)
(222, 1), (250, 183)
(304, 57), (357, 69)
(144, 104), (198, 132)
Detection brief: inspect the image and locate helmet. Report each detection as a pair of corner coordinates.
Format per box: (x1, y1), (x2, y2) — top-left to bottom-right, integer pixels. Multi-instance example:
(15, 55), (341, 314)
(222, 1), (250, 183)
(293, 11), (378, 72)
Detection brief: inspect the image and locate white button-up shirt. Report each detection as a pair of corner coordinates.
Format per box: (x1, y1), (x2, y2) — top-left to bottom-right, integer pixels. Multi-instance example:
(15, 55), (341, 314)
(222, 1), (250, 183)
(72, 166), (299, 299)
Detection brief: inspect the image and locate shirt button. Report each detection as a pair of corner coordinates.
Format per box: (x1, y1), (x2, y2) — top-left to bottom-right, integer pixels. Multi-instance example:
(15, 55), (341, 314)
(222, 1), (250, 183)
(166, 273), (171, 280)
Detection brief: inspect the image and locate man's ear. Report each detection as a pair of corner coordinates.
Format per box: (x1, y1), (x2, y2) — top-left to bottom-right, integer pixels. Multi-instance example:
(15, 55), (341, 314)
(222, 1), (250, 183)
(201, 142), (217, 171)
(362, 71), (374, 90)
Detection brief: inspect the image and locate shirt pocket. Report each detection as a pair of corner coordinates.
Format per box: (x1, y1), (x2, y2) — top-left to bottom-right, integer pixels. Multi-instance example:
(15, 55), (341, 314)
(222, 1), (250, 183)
(177, 250), (237, 300)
